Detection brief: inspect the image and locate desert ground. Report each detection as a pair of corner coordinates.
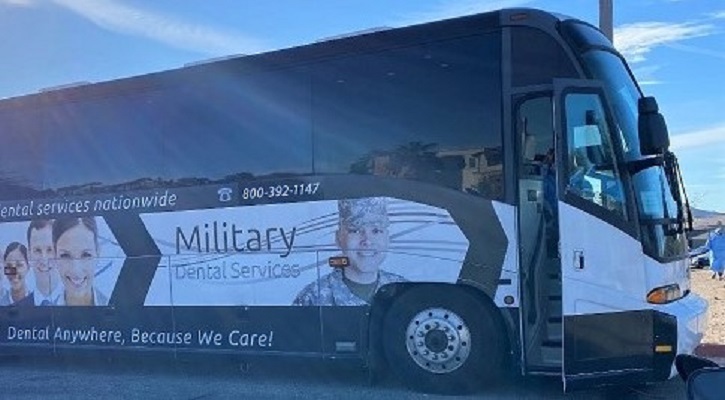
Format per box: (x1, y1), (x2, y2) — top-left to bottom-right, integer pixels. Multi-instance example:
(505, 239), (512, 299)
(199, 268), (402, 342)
(692, 267), (725, 344)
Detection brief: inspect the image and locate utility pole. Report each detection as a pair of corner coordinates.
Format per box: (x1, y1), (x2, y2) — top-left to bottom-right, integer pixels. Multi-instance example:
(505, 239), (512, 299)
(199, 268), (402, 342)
(599, 0), (613, 42)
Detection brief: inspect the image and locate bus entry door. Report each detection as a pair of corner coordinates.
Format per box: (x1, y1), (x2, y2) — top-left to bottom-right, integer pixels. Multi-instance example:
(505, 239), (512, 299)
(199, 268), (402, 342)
(554, 80), (649, 390)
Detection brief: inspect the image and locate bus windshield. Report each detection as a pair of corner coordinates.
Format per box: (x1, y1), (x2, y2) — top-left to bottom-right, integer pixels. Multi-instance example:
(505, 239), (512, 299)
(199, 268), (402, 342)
(581, 50), (688, 260)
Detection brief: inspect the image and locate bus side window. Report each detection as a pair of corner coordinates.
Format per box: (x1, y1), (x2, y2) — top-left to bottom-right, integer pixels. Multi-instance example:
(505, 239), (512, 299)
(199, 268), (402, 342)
(311, 34), (504, 200)
(564, 93), (627, 218)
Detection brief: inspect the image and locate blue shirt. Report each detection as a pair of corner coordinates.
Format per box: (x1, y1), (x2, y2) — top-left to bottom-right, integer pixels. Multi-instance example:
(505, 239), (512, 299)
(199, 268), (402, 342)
(695, 229), (725, 270)
(292, 268), (406, 306)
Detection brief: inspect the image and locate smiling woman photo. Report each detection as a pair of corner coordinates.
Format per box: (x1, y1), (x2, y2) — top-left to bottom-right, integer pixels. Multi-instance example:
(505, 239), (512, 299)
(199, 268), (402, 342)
(53, 217), (109, 306)
(2, 242), (33, 307)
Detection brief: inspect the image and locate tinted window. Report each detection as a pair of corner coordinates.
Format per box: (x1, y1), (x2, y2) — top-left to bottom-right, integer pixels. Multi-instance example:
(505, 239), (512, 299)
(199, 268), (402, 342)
(512, 27), (579, 87)
(42, 92), (165, 195)
(313, 34), (504, 199)
(162, 67), (312, 185)
(581, 51), (641, 160)
(563, 92), (627, 218)
(0, 107), (44, 200)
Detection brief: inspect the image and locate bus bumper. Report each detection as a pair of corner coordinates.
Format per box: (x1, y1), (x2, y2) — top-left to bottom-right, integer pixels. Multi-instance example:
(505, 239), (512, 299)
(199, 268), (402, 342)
(658, 292), (708, 378)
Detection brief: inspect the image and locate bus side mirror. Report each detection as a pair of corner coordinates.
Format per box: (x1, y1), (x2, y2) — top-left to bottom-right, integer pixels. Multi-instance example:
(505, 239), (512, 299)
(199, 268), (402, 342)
(638, 96), (670, 156)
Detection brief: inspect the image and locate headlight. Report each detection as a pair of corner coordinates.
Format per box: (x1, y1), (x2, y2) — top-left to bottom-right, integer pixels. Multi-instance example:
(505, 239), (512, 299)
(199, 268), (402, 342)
(647, 284), (682, 304)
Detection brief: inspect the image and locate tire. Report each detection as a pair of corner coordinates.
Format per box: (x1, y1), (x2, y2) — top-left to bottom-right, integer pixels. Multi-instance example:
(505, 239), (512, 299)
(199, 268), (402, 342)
(381, 286), (506, 394)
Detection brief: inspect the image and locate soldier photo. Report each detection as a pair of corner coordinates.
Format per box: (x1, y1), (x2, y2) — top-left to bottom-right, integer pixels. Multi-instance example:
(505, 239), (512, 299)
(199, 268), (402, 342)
(293, 197), (406, 306)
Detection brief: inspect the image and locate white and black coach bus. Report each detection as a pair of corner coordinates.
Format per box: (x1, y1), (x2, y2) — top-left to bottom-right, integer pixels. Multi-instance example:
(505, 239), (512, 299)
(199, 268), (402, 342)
(0, 7), (707, 393)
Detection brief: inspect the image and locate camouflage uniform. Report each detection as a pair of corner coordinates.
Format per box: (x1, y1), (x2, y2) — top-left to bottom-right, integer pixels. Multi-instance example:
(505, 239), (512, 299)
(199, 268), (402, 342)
(293, 268), (406, 306)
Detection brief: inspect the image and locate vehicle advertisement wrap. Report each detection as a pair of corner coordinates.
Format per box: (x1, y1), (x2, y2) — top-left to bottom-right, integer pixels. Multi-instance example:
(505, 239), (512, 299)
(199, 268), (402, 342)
(0, 177), (508, 353)
(142, 197), (468, 307)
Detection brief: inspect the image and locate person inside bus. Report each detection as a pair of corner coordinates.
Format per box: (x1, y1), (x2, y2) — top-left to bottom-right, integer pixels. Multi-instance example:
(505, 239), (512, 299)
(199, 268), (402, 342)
(293, 197), (406, 306)
(53, 216), (109, 306)
(28, 219), (61, 306)
(567, 148), (595, 201)
(541, 148), (559, 258)
(2, 242), (34, 307)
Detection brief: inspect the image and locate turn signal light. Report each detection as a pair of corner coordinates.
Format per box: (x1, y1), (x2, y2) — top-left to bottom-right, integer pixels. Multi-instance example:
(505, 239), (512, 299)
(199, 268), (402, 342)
(647, 284), (681, 304)
(655, 345), (673, 353)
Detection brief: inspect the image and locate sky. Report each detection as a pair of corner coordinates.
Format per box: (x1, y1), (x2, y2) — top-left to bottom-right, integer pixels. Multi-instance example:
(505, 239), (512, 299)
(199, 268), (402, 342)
(0, 0), (723, 212)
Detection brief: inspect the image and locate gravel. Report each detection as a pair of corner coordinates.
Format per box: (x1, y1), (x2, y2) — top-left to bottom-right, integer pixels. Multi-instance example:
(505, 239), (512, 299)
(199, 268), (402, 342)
(691, 268), (724, 344)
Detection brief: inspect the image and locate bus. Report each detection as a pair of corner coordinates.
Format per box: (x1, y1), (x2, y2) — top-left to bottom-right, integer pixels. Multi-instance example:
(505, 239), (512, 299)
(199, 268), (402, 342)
(0, 7), (707, 393)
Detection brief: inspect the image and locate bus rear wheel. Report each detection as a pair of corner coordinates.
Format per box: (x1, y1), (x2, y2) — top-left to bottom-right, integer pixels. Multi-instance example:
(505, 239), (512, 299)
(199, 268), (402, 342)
(381, 286), (505, 394)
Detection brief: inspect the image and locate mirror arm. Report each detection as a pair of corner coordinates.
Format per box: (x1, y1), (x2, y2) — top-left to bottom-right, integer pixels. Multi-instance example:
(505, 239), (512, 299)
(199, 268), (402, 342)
(625, 155), (663, 175)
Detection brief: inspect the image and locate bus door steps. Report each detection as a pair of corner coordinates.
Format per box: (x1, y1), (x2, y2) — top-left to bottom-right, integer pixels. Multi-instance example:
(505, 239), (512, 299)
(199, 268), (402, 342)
(547, 295), (562, 319)
(547, 277), (562, 292)
(540, 339), (563, 365)
(526, 364), (561, 376)
(546, 317), (562, 342)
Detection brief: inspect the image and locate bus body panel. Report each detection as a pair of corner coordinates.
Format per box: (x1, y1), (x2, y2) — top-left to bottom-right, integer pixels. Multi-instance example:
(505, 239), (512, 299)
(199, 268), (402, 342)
(491, 202), (520, 308)
(559, 203), (645, 316)
(0, 187), (508, 356)
(655, 290), (708, 378)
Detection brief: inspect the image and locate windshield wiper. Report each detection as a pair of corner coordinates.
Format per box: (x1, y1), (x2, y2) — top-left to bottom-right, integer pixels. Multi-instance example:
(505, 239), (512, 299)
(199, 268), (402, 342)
(662, 151), (693, 234)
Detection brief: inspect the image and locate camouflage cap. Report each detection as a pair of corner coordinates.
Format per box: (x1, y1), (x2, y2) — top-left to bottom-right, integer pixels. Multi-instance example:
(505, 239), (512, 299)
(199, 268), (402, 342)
(338, 197), (389, 228)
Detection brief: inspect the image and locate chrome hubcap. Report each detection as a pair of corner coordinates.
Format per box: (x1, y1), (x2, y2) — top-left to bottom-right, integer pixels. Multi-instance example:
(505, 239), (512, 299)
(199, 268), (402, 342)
(405, 307), (471, 374)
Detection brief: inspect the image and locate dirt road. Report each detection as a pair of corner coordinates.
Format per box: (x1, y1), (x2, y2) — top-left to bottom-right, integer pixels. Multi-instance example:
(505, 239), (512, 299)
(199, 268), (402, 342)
(691, 267), (724, 344)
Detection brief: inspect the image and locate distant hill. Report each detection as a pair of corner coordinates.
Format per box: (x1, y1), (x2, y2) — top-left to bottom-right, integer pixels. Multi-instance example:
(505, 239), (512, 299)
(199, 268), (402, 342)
(691, 208), (724, 236)
(691, 208), (724, 219)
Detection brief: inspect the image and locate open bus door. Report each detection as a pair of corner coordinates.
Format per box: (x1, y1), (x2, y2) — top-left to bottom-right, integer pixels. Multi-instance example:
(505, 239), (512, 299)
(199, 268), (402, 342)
(553, 80), (652, 390)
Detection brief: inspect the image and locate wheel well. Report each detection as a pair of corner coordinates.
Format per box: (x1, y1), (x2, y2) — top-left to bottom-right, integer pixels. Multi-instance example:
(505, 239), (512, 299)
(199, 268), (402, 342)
(366, 283), (513, 370)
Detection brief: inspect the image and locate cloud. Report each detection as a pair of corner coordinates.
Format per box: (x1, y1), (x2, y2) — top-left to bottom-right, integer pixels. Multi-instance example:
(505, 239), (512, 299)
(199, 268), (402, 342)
(395, 0), (531, 26)
(51, 0), (267, 56)
(632, 65), (664, 85)
(671, 124), (725, 150)
(614, 21), (714, 63)
(666, 43), (725, 59)
(711, 11), (725, 19)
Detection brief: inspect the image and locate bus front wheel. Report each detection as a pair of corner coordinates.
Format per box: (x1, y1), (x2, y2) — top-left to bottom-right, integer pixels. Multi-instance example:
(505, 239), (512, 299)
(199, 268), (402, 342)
(381, 286), (505, 394)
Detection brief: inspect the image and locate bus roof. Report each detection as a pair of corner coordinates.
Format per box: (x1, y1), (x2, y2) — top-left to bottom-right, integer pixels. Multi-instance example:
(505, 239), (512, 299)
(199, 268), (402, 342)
(1, 8), (577, 109)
